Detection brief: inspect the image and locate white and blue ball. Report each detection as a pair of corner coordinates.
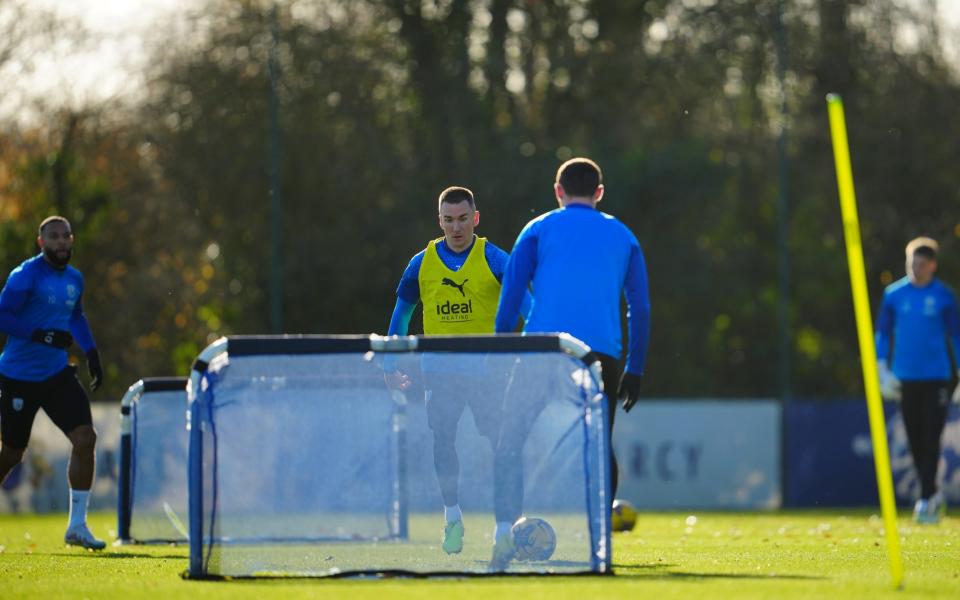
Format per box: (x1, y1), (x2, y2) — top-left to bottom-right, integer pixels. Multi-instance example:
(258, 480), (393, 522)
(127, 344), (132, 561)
(511, 517), (557, 562)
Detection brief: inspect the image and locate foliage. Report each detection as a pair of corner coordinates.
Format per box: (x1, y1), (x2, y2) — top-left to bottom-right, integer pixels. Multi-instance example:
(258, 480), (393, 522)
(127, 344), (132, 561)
(2, 0), (960, 398)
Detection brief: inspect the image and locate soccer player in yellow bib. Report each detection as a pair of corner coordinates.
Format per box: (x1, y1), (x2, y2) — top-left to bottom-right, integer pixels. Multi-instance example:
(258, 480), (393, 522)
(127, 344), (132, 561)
(386, 186), (530, 555)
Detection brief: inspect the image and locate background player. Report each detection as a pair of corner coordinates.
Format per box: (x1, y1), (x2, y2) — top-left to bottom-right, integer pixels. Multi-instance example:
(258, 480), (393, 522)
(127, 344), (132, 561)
(875, 236), (960, 523)
(386, 186), (530, 554)
(0, 216), (106, 549)
(491, 157), (651, 569)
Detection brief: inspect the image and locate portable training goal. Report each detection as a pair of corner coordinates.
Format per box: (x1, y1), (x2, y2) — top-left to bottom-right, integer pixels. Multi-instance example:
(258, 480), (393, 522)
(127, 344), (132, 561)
(186, 334), (611, 578)
(117, 377), (190, 544)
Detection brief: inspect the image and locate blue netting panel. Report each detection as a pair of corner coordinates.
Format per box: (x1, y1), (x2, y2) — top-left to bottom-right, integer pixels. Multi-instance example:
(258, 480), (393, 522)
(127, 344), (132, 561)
(189, 347), (608, 577)
(129, 389), (189, 542)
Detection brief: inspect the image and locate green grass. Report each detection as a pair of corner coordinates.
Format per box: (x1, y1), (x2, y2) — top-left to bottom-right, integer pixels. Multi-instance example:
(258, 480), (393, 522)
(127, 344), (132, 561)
(1, 510), (958, 599)
(194, 511), (593, 576)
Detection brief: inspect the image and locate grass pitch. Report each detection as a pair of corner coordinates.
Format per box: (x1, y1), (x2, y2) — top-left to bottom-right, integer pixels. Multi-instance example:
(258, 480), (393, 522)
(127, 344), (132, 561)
(1, 510), (958, 599)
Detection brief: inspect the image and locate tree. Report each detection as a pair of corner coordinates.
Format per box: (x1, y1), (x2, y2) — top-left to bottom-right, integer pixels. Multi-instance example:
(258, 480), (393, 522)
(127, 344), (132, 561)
(6, 0), (957, 399)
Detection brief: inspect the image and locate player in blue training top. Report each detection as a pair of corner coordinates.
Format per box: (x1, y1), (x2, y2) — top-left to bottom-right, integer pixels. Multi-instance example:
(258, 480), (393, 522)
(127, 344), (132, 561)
(386, 186), (530, 556)
(0, 216), (106, 549)
(875, 236), (960, 524)
(490, 157), (651, 570)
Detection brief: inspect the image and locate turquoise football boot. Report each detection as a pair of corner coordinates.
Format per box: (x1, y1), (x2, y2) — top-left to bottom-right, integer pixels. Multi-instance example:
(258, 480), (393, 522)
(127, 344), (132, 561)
(442, 520), (464, 554)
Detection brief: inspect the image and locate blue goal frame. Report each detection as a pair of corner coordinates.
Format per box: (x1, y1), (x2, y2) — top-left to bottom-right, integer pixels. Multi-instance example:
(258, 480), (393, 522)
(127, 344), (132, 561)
(186, 333), (611, 579)
(117, 376), (189, 544)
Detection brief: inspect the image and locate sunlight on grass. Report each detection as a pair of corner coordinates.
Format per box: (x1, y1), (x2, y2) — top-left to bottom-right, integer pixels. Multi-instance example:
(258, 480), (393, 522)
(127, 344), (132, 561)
(1, 510), (958, 599)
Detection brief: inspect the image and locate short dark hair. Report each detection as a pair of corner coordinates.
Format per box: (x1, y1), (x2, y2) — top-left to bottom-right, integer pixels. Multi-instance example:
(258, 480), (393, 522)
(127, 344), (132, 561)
(556, 157), (602, 197)
(438, 186), (475, 212)
(906, 236), (938, 260)
(39, 216), (72, 235)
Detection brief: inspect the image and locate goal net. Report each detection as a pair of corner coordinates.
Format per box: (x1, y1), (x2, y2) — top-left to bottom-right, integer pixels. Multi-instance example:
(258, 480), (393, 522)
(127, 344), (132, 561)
(117, 377), (189, 543)
(186, 334), (611, 578)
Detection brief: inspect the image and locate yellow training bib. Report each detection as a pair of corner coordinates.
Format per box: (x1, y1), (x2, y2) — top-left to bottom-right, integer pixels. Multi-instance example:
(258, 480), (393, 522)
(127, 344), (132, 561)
(419, 237), (500, 334)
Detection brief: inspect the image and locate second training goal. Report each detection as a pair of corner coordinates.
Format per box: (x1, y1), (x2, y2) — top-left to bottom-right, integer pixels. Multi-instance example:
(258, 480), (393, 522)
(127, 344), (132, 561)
(118, 377), (189, 544)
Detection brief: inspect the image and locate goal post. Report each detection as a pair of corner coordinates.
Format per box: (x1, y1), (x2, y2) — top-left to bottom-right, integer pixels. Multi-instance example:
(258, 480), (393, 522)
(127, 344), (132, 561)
(117, 377), (189, 544)
(186, 334), (611, 578)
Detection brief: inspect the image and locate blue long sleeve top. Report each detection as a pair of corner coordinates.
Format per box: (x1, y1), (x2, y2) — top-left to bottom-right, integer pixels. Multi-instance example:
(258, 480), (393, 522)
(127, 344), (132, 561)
(495, 204), (650, 375)
(875, 276), (960, 381)
(0, 254), (96, 381)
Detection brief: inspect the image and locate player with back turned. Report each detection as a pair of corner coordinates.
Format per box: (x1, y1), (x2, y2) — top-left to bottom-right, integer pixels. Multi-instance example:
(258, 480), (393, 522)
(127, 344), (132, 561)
(386, 186), (530, 556)
(875, 236), (960, 524)
(491, 157), (651, 570)
(0, 216), (106, 549)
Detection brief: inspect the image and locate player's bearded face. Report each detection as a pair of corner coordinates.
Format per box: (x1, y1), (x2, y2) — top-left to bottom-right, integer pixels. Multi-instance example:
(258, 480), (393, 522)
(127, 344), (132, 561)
(39, 222), (74, 267)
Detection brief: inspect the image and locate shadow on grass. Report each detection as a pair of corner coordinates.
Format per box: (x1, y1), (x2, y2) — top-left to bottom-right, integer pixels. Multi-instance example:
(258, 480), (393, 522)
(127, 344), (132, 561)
(44, 551), (187, 560)
(174, 562), (824, 583)
(615, 562), (824, 581)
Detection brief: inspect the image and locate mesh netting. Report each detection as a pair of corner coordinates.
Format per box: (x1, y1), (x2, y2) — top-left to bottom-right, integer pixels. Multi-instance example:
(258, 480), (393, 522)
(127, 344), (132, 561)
(187, 336), (610, 578)
(118, 378), (189, 543)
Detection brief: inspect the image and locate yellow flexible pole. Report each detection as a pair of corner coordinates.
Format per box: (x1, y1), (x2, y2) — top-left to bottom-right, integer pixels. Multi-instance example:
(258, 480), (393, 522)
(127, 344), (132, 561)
(826, 93), (904, 590)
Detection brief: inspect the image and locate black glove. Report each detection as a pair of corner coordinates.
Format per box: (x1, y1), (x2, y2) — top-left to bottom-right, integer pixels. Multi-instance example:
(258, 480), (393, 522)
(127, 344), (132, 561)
(86, 348), (103, 392)
(617, 372), (643, 412)
(31, 328), (73, 349)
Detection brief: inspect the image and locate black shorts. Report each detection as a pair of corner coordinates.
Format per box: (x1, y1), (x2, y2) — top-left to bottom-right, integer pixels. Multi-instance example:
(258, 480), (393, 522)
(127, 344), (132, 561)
(594, 352), (622, 431)
(0, 366), (92, 449)
(423, 371), (503, 442)
(900, 380), (952, 406)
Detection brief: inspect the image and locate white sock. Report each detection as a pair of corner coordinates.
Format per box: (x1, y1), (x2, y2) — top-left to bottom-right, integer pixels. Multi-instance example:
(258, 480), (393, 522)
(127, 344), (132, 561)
(494, 521), (513, 543)
(444, 504), (462, 524)
(68, 489), (90, 530)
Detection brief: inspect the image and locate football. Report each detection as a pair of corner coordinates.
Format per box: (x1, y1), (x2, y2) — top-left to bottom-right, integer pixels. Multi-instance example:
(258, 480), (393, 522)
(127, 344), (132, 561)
(511, 516), (557, 562)
(611, 499), (638, 532)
